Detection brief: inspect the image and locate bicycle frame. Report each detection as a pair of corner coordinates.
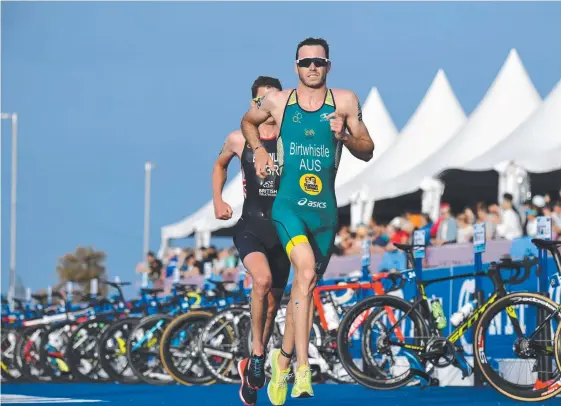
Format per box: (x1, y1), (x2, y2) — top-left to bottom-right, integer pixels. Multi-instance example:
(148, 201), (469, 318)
(313, 276), (387, 333)
(386, 249), (526, 352)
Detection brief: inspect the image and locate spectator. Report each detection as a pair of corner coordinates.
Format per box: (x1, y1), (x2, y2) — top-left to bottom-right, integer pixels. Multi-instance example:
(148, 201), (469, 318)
(412, 213), (432, 246)
(371, 223), (390, 252)
(334, 225), (354, 255)
(400, 212), (416, 234)
(525, 208), (538, 237)
(504, 193), (523, 226)
(496, 193), (523, 240)
(464, 206), (476, 225)
(553, 202), (561, 239)
(164, 247), (184, 280)
(347, 223), (370, 255)
(532, 195), (546, 211)
(456, 213), (474, 243)
(182, 254), (202, 277)
(476, 203), (496, 241)
(213, 248), (239, 280)
(431, 203), (457, 246)
(136, 251), (163, 283)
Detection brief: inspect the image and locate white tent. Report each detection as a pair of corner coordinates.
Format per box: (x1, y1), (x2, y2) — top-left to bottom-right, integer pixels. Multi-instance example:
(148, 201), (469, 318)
(335, 87), (398, 189)
(335, 87), (398, 229)
(523, 146), (561, 174)
(159, 170), (244, 255)
(335, 69), (467, 209)
(372, 49), (542, 203)
(202, 86), (399, 234)
(463, 79), (561, 173)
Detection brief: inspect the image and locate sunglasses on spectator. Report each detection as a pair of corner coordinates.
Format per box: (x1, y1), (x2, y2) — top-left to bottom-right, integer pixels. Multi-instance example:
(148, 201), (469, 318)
(295, 57), (329, 68)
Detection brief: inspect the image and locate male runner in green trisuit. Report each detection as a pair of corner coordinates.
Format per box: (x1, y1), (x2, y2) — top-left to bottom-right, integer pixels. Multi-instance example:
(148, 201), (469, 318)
(240, 37), (375, 405)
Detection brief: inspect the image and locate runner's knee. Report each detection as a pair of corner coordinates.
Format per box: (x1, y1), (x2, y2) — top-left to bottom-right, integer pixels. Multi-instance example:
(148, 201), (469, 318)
(252, 273), (273, 296)
(295, 267), (317, 294)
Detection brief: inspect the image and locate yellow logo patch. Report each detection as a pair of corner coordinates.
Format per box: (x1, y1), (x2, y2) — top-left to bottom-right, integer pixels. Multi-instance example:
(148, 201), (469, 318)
(299, 173), (322, 196)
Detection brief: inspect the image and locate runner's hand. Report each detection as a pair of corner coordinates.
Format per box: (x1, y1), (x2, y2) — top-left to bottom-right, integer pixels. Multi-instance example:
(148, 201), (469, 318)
(214, 199), (233, 220)
(327, 111), (348, 141)
(254, 147), (273, 179)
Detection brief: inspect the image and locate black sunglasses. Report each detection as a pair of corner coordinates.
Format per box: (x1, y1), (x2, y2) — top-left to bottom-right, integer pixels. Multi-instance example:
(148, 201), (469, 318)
(295, 57), (329, 68)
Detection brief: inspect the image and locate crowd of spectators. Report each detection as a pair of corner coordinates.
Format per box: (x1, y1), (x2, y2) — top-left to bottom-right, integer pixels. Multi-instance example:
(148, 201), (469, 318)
(333, 190), (561, 257)
(137, 190), (561, 284)
(136, 246), (241, 285)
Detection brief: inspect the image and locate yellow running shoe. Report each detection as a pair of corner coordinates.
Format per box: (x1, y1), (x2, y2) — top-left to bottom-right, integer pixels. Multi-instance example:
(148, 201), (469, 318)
(267, 349), (291, 406)
(291, 364), (314, 398)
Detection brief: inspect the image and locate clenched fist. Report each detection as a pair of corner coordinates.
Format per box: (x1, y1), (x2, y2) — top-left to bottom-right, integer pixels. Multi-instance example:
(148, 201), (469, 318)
(254, 146), (274, 179)
(327, 111), (348, 141)
(214, 199), (233, 220)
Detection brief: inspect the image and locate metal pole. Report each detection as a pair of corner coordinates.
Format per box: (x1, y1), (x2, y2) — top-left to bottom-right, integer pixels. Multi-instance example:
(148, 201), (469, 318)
(10, 114), (17, 299)
(143, 161), (153, 257)
(1, 113), (18, 299)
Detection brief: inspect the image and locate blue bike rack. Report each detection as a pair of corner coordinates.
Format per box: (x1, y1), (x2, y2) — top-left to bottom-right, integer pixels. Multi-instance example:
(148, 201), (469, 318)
(535, 216), (552, 295)
(472, 222), (486, 387)
(412, 229), (426, 282)
(535, 216), (553, 382)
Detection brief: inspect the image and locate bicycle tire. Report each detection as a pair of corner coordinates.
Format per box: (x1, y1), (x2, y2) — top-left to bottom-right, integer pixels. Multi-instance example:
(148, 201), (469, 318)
(555, 323), (561, 381)
(15, 325), (51, 382)
(474, 292), (561, 402)
(39, 321), (77, 382)
(241, 312), (324, 383)
(198, 307), (249, 384)
(1, 327), (24, 382)
(160, 310), (216, 386)
(336, 294), (430, 390)
(127, 313), (175, 385)
(97, 317), (140, 384)
(66, 319), (111, 382)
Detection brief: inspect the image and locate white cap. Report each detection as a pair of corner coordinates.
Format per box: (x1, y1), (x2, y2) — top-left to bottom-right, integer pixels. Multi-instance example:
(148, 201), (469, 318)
(390, 217), (402, 228)
(532, 195), (546, 208)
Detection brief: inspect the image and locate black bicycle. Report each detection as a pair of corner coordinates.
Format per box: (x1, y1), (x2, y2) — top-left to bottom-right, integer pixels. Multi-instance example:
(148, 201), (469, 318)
(336, 242), (542, 395)
(472, 238), (561, 402)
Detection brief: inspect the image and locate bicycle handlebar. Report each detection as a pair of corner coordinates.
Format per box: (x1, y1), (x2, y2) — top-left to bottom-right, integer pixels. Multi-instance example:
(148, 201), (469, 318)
(385, 271), (406, 292)
(101, 279), (131, 287)
(490, 256), (537, 286)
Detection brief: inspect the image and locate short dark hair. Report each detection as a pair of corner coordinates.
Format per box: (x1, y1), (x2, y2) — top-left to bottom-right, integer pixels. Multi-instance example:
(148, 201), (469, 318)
(251, 76), (282, 99)
(295, 37), (330, 60)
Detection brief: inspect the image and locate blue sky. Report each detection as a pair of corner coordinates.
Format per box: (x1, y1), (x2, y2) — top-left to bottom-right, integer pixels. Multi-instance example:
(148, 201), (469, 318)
(2, 1), (561, 295)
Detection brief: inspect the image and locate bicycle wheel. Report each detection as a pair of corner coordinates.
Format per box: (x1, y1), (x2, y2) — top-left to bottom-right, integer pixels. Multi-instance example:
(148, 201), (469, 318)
(336, 295), (430, 390)
(1, 327), (24, 382)
(66, 319), (110, 382)
(127, 314), (174, 385)
(160, 310), (215, 386)
(474, 292), (561, 402)
(241, 311), (326, 383)
(97, 317), (140, 384)
(555, 323), (561, 380)
(15, 325), (51, 382)
(198, 307), (249, 384)
(39, 321), (76, 382)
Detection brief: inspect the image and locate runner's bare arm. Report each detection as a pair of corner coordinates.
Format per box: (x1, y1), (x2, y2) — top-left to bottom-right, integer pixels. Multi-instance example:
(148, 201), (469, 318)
(212, 131), (243, 202)
(341, 91), (375, 161)
(240, 92), (277, 150)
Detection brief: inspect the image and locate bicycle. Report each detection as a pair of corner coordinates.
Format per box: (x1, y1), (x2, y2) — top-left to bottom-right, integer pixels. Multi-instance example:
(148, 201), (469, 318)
(472, 238), (561, 401)
(159, 280), (248, 386)
(336, 242), (538, 392)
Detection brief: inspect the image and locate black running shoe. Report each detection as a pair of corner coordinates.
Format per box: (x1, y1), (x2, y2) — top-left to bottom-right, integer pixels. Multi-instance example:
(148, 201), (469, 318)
(238, 358), (257, 405)
(247, 353), (266, 389)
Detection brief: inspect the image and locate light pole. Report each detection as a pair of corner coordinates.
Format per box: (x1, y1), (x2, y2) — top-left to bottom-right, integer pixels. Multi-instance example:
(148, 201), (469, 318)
(1, 112), (18, 299)
(143, 161), (154, 258)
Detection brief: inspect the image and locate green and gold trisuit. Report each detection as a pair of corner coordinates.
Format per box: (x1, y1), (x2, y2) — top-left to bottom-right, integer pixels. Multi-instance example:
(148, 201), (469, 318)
(271, 89), (343, 276)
